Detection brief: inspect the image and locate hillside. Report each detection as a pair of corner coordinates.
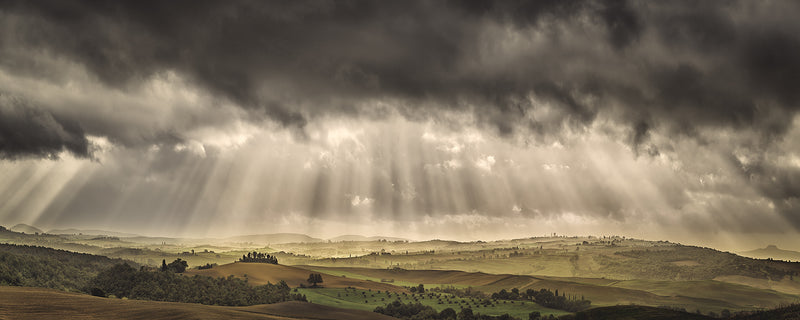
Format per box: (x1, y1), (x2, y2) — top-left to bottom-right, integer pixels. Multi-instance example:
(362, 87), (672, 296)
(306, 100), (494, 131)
(185, 262), (408, 293)
(0, 286), (398, 320)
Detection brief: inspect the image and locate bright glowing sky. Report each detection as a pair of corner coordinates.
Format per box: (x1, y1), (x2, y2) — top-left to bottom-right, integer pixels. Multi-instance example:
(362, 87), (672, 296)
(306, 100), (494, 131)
(1, 1), (799, 251)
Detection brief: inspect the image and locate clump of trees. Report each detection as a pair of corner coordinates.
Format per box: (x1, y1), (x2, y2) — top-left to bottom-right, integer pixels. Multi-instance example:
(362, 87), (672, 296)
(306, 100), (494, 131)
(374, 300), (516, 320)
(373, 300), (439, 319)
(410, 283), (425, 293)
(307, 273), (323, 287)
(160, 258), (188, 273)
(524, 289), (590, 312)
(197, 263), (216, 270)
(90, 263), (298, 306)
(431, 286), (487, 299)
(487, 288), (590, 312)
(239, 251), (278, 264)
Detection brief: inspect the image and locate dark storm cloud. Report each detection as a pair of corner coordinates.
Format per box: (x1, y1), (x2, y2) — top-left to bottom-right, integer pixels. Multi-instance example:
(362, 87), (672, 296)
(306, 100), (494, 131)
(730, 152), (800, 225)
(2, 0), (800, 141)
(0, 94), (90, 159)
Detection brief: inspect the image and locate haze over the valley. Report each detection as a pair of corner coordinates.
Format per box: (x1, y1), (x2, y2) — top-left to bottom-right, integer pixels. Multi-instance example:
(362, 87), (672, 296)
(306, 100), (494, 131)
(1, 0), (799, 252)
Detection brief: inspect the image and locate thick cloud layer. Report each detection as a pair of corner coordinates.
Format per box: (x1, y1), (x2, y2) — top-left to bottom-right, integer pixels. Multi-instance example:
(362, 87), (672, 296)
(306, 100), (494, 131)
(0, 0), (799, 242)
(0, 94), (89, 159)
(2, 1), (799, 139)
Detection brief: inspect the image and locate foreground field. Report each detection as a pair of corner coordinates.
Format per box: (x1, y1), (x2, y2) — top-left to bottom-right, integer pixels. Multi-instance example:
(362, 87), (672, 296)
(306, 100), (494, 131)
(0, 286), (398, 320)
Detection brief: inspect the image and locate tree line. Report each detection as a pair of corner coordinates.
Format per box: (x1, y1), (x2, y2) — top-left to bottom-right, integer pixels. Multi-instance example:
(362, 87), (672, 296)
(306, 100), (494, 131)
(489, 288), (590, 312)
(239, 251), (278, 264)
(374, 300), (524, 320)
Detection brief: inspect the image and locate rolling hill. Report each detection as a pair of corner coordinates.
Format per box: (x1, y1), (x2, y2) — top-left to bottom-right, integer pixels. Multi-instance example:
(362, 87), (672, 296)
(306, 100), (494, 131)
(184, 262), (408, 293)
(300, 266), (800, 313)
(0, 286), (398, 320)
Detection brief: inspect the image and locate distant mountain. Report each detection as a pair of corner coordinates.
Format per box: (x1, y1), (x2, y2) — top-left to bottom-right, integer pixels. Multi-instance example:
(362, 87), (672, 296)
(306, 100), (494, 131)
(10, 224), (43, 234)
(47, 228), (141, 238)
(740, 245), (800, 261)
(328, 235), (408, 242)
(221, 233), (324, 244)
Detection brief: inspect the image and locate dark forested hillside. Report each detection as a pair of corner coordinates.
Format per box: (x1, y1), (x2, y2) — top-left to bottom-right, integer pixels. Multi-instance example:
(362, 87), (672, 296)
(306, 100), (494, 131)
(90, 263), (300, 306)
(0, 243), (135, 291)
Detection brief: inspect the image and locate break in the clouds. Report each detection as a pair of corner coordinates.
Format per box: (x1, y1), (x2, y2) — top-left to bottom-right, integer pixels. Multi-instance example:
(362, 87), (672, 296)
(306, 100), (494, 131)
(0, 0), (799, 248)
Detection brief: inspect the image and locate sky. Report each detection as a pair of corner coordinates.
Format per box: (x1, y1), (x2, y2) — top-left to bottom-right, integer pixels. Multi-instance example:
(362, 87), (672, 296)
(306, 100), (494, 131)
(1, 0), (799, 251)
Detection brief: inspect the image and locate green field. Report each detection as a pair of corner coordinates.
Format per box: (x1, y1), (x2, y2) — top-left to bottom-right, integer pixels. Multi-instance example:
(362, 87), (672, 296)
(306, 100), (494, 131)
(297, 287), (570, 319)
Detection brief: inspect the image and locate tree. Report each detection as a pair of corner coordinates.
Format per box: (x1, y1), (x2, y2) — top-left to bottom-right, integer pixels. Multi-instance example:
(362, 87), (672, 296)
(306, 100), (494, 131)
(417, 283), (425, 293)
(458, 307), (474, 320)
(161, 259), (167, 272)
(529, 311), (541, 320)
(307, 273), (323, 287)
(440, 307), (457, 320)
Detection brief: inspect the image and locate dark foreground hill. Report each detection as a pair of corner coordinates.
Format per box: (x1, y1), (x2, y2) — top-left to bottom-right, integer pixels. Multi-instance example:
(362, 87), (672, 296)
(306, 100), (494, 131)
(562, 304), (800, 320)
(560, 305), (712, 320)
(0, 286), (399, 320)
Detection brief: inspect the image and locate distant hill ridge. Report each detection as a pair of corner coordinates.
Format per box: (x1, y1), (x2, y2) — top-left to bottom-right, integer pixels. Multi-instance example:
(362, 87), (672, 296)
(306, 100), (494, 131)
(3, 224), (407, 245)
(741, 245), (800, 261)
(10, 224), (42, 234)
(328, 235), (408, 242)
(47, 228), (141, 238)
(221, 233), (324, 244)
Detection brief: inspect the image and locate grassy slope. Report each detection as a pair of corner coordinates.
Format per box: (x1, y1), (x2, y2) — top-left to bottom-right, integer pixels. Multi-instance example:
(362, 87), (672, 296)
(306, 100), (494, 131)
(297, 287), (570, 319)
(184, 262), (408, 293)
(714, 275), (800, 295)
(0, 286), (398, 320)
(610, 279), (799, 308)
